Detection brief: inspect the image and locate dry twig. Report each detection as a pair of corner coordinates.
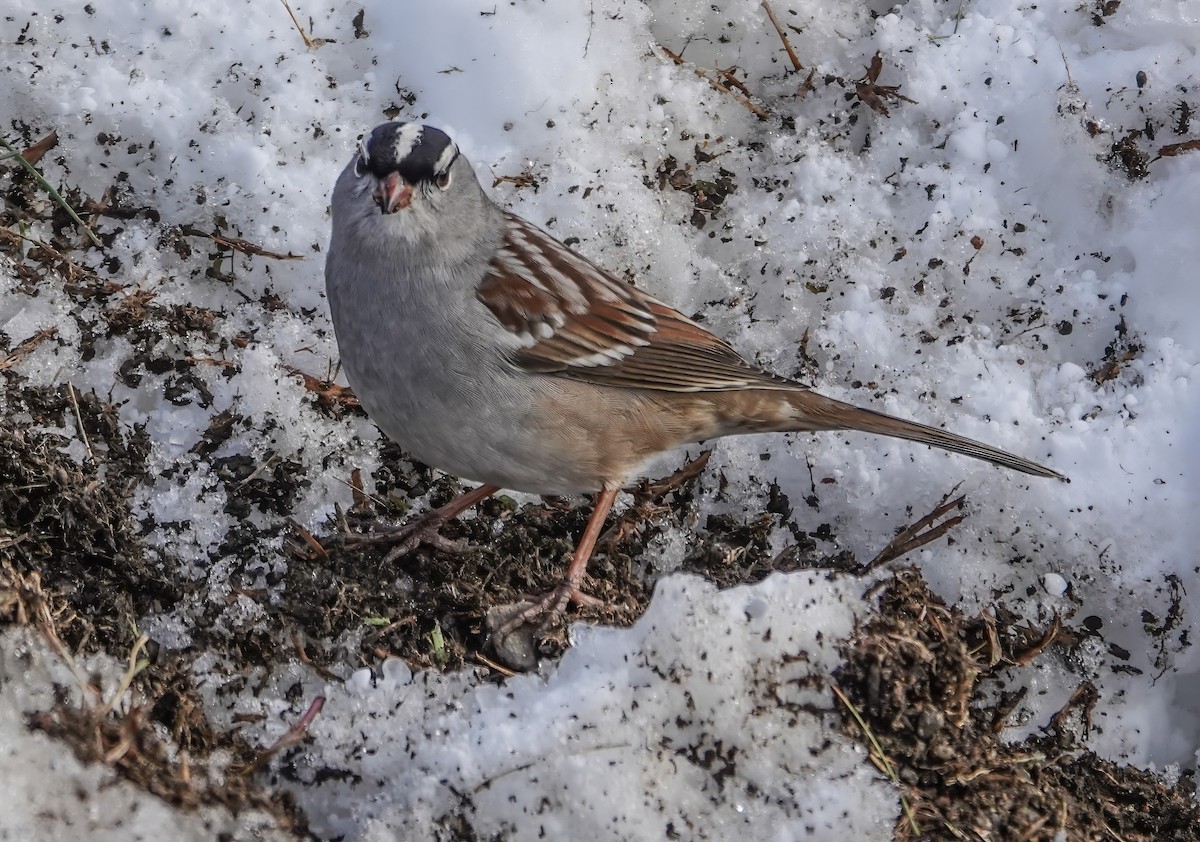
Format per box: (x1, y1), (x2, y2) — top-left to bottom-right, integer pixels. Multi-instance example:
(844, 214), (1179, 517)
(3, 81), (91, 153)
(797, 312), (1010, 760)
(832, 683), (922, 836)
(656, 44), (770, 120)
(761, 2), (803, 71)
(241, 695), (326, 776)
(278, 0), (318, 48)
(66, 383), (94, 462)
(1155, 138), (1200, 159)
(286, 518), (329, 560)
(867, 484), (966, 569)
(1009, 614), (1062, 666)
(0, 327), (58, 370)
(0, 228), (100, 282)
(180, 226), (303, 260)
(473, 651), (519, 677)
(284, 365), (360, 415)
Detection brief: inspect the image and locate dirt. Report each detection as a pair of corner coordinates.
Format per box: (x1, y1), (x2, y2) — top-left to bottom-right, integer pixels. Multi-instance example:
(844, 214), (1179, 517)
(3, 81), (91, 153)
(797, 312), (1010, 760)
(0, 382), (309, 827)
(835, 569), (1200, 841)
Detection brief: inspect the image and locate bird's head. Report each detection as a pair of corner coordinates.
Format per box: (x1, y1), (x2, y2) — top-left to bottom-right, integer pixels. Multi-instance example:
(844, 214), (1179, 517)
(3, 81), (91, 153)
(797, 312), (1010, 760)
(355, 121), (460, 214)
(331, 121), (489, 254)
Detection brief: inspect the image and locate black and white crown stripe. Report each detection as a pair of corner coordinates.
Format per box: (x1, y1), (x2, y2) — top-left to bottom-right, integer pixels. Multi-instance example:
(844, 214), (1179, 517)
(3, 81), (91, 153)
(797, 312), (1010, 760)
(359, 122), (461, 183)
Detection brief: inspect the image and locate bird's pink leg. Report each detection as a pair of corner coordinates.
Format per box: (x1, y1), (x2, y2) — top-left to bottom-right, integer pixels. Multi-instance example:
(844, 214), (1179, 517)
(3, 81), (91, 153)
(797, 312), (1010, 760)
(497, 486), (619, 635)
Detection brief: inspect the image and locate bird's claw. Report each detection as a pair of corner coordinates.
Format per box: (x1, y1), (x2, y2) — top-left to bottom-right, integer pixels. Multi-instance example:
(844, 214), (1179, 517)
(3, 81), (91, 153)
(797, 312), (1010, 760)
(486, 582), (603, 671)
(482, 582), (589, 671)
(344, 514), (466, 562)
(380, 526), (465, 564)
(494, 580), (600, 638)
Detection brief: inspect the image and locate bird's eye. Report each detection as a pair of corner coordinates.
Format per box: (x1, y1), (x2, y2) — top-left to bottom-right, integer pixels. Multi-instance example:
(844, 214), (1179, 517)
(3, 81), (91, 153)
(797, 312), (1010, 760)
(353, 154), (369, 178)
(435, 171), (452, 190)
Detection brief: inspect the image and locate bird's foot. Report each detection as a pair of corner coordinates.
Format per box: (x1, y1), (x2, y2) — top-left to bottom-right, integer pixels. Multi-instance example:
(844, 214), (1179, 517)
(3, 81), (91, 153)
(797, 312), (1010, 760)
(505, 580), (602, 633)
(342, 484), (501, 563)
(343, 510), (466, 563)
(486, 579), (603, 671)
(485, 486), (620, 670)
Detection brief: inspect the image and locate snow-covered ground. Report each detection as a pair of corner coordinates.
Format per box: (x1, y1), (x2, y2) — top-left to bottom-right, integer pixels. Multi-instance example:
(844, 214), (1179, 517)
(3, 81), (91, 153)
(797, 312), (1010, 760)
(1, 0), (1197, 837)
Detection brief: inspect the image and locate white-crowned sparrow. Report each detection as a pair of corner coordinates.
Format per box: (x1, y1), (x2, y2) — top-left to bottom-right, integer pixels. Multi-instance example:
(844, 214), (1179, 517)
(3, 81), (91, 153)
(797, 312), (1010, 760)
(325, 121), (1065, 630)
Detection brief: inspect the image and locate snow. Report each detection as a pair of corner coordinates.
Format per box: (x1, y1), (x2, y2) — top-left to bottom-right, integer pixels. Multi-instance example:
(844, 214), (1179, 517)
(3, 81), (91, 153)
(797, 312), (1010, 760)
(2, 0), (1198, 837)
(277, 575), (892, 840)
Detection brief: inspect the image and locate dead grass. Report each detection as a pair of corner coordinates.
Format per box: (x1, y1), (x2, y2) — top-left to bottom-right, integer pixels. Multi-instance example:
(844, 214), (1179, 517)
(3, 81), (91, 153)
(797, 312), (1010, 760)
(0, 390), (307, 833)
(834, 568), (1200, 841)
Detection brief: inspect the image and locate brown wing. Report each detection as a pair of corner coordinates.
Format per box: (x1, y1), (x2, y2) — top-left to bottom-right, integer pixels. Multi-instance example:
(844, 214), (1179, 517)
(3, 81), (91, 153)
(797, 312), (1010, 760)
(476, 213), (794, 393)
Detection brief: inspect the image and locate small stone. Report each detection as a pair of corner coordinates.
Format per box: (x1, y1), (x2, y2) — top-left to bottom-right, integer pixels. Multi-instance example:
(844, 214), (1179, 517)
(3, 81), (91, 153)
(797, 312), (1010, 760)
(486, 602), (540, 671)
(916, 707), (945, 739)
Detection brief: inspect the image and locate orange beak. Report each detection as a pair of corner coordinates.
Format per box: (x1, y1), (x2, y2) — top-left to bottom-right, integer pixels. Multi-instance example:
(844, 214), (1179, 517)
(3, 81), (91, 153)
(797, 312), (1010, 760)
(374, 172), (413, 214)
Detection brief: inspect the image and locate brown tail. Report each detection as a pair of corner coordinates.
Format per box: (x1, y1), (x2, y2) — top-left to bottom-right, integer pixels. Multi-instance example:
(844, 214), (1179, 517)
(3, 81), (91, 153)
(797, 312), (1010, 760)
(782, 390), (1067, 481)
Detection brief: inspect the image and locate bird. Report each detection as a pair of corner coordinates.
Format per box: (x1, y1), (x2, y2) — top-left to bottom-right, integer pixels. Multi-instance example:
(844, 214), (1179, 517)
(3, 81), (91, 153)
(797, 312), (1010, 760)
(325, 120), (1065, 636)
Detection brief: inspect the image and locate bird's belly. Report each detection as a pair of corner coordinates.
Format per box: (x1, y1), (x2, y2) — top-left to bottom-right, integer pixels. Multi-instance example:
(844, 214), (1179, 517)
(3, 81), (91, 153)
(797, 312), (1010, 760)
(342, 344), (609, 496)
